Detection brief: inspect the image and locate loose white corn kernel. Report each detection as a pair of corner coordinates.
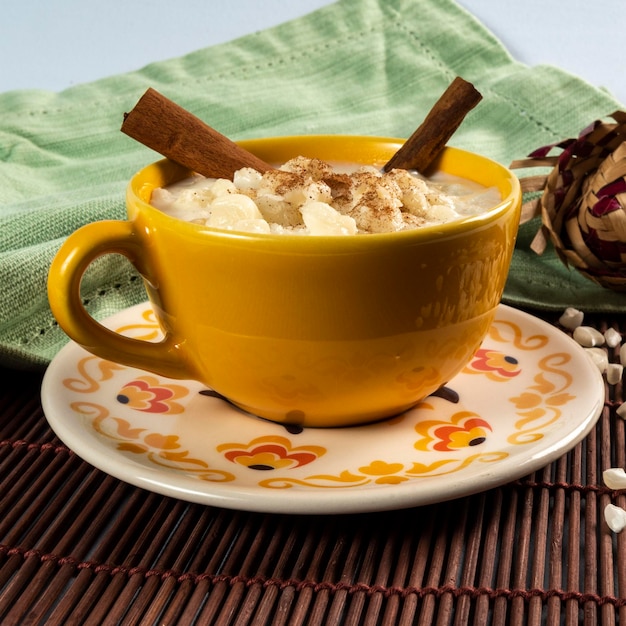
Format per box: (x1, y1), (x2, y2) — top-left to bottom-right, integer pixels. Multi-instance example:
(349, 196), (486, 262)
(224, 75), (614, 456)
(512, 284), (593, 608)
(300, 201), (358, 236)
(585, 347), (608, 373)
(604, 467), (626, 490)
(233, 167), (263, 191)
(573, 326), (605, 348)
(620, 343), (626, 365)
(206, 194), (269, 233)
(209, 178), (238, 198)
(617, 403), (626, 419)
(559, 307), (584, 330)
(605, 327), (622, 348)
(604, 504), (626, 533)
(607, 363), (624, 385)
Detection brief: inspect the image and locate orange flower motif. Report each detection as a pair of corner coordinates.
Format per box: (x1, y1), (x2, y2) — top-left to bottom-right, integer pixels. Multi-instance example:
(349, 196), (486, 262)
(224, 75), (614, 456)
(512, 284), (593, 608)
(116, 376), (188, 414)
(358, 460), (409, 484)
(546, 393), (576, 406)
(217, 436), (326, 471)
(118, 431), (183, 454)
(511, 391), (575, 411)
(414, 411), (492, 452)
(465, 349), (521, 381)
(510, 391), (542, 410)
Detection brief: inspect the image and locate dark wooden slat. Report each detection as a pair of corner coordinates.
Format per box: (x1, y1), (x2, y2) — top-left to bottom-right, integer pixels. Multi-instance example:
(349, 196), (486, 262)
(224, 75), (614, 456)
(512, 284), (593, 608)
(473, 489), (504, 625)
(566, 442), (583, 625)
(546, 455), (568, 625)
(585, 415), (600, 626)
(436, 499), (471, 625)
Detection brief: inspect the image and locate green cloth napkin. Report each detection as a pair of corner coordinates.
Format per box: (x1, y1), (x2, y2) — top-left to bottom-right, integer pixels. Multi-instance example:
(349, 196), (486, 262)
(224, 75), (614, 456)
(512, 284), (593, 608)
(1, 0), (624, 370)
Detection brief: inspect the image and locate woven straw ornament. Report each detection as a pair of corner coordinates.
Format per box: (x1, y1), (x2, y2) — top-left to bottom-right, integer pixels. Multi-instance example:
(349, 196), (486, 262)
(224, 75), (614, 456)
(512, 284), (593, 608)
(511, 111), (626, 292)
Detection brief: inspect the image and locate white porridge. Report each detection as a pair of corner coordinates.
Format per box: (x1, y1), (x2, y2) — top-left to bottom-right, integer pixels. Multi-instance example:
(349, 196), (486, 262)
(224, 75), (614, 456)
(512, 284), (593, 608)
(150, 156), (501, 235)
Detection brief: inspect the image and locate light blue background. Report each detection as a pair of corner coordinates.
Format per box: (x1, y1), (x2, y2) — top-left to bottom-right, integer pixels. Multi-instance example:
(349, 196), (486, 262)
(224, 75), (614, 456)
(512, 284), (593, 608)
(1, 1), (624, 104)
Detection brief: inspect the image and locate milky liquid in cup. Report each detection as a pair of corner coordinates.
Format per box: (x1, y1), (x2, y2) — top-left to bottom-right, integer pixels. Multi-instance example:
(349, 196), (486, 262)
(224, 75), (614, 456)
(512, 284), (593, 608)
(150, 156), (501, 235)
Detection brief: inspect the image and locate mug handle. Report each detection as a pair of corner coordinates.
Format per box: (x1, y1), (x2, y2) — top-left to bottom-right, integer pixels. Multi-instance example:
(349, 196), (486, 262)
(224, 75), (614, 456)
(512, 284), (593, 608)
(47, 220), (188, 378)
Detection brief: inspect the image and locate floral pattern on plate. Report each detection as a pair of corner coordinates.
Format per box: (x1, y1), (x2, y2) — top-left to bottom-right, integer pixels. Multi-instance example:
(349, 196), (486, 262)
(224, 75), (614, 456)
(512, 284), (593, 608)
(42, 303), (605, 514)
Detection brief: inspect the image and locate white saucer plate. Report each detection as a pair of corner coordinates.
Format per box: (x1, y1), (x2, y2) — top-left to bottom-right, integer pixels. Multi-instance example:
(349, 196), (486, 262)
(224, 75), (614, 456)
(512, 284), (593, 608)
(41, 303), (604, 514)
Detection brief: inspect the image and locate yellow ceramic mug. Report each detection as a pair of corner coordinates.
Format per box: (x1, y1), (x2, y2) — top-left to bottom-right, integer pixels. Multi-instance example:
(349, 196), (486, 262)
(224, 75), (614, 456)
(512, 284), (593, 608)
(48, 136), (521, 427)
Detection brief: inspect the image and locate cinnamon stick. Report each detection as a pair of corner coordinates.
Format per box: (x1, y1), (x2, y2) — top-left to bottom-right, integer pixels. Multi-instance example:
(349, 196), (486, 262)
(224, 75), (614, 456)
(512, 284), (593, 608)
(383, 77), (482, 174)
(121, 88), (273, 179)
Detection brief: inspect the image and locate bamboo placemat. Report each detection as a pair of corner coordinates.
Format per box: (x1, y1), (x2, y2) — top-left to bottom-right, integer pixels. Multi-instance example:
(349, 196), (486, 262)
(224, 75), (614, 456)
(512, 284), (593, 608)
(1, 312), (625, 625)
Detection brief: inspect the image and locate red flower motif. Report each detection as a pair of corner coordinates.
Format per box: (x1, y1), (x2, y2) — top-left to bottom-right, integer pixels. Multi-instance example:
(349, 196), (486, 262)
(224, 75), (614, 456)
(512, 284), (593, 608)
(415, 411), (492, 452)
(116, 376), (188, 414)
(217, 436), (325, 470)
(465, 348), (521, 381)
